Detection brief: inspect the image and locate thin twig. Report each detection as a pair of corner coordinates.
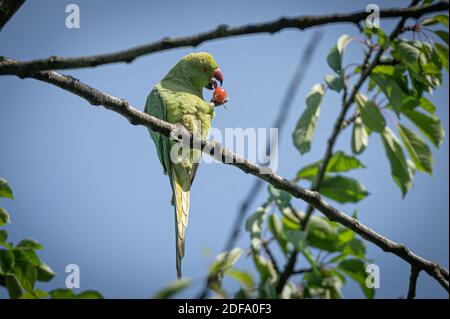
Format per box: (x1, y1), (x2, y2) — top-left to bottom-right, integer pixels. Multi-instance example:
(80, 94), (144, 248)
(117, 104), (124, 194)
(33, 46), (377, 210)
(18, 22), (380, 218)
(262, 239), (281, 274)
(293, 268), (314, 275)
(407, 266), (421, 299)
(340, 112), (360, 130)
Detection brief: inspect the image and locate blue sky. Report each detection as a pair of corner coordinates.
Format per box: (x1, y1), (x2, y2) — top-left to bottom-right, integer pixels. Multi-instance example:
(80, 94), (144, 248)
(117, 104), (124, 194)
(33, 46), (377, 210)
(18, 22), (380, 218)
(0, 0), (448, 298)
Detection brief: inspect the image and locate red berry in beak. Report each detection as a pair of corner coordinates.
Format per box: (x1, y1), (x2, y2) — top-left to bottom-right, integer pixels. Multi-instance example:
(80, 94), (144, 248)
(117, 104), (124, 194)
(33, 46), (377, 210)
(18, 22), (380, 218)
(211, 87), (228, 106)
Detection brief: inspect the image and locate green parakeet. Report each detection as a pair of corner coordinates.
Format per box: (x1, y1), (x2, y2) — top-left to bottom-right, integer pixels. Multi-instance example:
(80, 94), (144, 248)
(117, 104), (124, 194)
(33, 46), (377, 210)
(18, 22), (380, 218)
(144, 52), (224, 278)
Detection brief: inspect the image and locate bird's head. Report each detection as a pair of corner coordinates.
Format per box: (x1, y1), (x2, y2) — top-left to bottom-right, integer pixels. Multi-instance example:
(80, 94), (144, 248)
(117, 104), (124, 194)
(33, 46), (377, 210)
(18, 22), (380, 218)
(172, 52), (223, 90)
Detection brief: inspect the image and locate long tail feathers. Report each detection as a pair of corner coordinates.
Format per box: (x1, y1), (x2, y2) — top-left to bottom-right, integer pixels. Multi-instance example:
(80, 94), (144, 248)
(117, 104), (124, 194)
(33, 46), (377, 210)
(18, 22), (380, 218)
(172, 173), (190, 279)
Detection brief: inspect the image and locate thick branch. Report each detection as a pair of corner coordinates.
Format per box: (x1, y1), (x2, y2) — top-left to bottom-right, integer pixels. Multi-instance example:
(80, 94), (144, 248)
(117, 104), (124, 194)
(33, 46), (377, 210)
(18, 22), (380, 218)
(4, 61), (447, 292)
(0, 1), (448, 74)
(0, 0), (25, 31)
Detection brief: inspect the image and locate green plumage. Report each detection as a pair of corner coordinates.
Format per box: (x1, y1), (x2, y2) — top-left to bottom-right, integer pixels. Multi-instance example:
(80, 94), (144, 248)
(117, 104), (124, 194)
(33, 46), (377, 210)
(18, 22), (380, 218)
(144, 52), (220, 278)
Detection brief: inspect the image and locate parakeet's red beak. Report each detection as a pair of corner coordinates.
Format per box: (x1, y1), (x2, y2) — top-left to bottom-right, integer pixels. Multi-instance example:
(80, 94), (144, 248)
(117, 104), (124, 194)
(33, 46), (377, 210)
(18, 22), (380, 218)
(206, 68), (224, 90)
(213, 68), (224, 86)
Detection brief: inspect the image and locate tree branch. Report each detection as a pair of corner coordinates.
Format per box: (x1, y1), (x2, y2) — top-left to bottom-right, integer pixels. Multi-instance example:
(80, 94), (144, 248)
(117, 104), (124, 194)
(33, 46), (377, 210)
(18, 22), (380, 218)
(407, 266), (421, 299)
(0, 1), (448, 74)
(3, 59), (447, 293)
(0, 0), (25, 31)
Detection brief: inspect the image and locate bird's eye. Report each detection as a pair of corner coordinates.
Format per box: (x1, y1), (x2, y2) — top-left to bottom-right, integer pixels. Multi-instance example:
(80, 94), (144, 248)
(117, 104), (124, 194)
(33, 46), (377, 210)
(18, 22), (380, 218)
(203, 67), (208, 72)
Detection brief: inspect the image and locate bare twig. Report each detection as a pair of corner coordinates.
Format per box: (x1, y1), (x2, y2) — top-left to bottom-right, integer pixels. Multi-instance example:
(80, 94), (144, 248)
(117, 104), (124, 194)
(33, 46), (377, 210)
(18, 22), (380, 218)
(0, 0), (25, 31)
(262, 239), (281, 274)
(293, 268), (314, 275)
(3, 62), (447, 293)
(407, 266), (421, 299)
(0, 1), (448, 74)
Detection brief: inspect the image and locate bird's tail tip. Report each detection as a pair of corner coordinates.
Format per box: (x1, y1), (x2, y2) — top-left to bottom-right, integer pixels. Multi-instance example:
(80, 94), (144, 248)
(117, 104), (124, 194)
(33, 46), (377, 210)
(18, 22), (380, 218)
(176, 259), (182, 279)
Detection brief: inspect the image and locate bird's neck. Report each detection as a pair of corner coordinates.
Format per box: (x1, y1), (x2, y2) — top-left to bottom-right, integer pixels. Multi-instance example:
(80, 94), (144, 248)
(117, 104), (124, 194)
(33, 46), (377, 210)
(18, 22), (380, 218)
(162, 70), (203, 99)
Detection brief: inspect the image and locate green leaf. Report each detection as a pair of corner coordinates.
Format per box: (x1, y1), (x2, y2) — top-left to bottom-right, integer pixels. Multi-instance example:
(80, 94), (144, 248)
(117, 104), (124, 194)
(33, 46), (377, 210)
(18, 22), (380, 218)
(246, 207), (266, 254)
(16, 238), (44, 250)
(77, 290), (104, 299)
(302, 249), (318, 272)
(267, 214), (288, 255)
(422, 14), (449, 27)
(352, 117), (369, 155)
(434, 14), (449, 27)
(0, 229), (11, 248)
(381, 127), (413, 196)
(434, 30), (449, 46)
(418, 97), (437, 114)
(375, 28), (389, 49)
(434, 43), (449, 71)
(394, 40), (421, 65)
(0, 207), (11, 226)
(305, 215), (366, 258)
(397, 124), (433, 174)
(355, 93), (386, 133)
(5, 274), (23, 299)
(14, 260), (37, 292)
(0, 178), (14, 199)
(49, 288), (75, 299)
(234, 288), (251, 299)
(209, 248), (243, 278)
(227, 268), (254, 290)
(306, 217), (339, 252)
(327, 34), (352, 74)
(252, 254), (276, 283)
(303, 268), (345, 299)
(0, 249), (15, 274)
(340, 238), (367, 260)
(338, 259), (375, 299)
(153, 278), (192, 299)
(20, 289), (49, 299)
(36, 262), (56, 282)
(49, 288), (103, 299)
(403, 109), (445, 147)
(370, 73), (412, 116)
(393, 40), (436, 78)
(319, 175), (369, 203)
(325, 74), (343, 92)
(293, 84), (324, 154)
(296, 151), (365, 181)
(286, 230), (307, 252)
(280, 207), (302, 229)
(13, 248), (41, 266)
(337, 228), (355, 245)
(268, 185), (291, 210)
